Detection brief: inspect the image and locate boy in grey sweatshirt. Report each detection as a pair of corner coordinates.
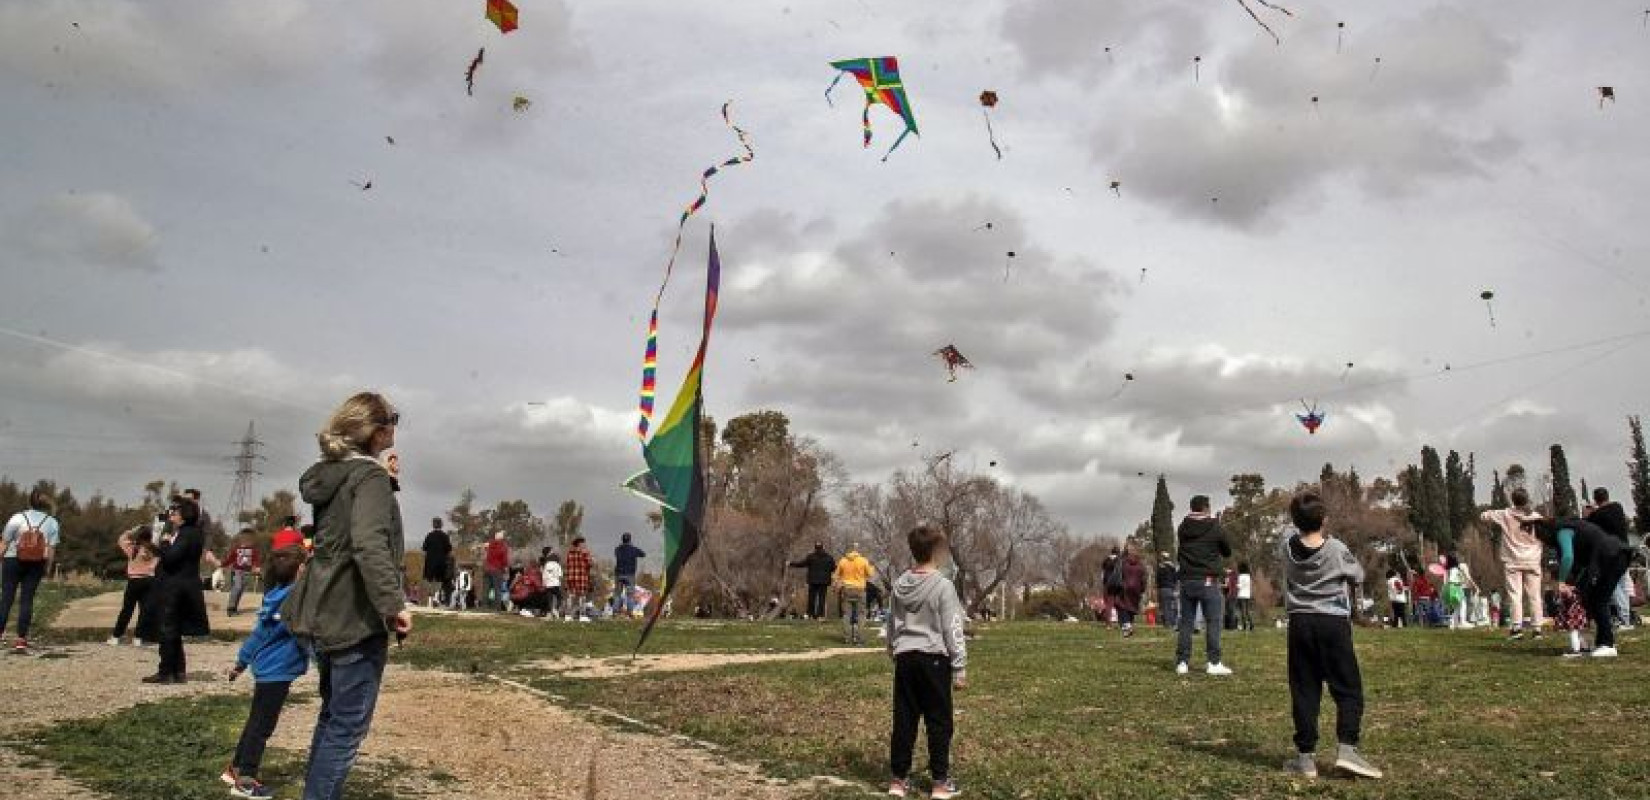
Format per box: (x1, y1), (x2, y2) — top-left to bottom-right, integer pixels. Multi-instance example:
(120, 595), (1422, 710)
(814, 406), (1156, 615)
(1279, 491), (1382, 781)
(884, 525), (967, 800)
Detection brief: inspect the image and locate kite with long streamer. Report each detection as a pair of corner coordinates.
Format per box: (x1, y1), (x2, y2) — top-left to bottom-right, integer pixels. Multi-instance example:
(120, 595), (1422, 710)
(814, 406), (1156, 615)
(826, 57), (919, 160)
(979, 90), (1002, 159)
(636, 103), (754, 441)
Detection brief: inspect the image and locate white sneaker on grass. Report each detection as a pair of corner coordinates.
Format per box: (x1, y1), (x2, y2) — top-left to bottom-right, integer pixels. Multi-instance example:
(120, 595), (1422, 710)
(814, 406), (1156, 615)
(106, 637), (120, 646)
(1206, 663), (1233, 676)
(1334, 745), (1383, 779)
(1591, 645), (1619, 658)
(1282, 753), (1317, 778)
(1175, 662), (1189, 675)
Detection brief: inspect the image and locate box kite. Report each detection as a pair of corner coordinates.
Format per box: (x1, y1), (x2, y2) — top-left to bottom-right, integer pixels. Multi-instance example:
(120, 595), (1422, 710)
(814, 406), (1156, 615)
(486, 0), (518, 34)
(827, 57), (919, 161)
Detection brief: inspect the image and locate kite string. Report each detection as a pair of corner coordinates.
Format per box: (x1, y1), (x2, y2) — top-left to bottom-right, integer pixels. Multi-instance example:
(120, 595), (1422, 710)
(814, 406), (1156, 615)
(1232, 0), (1287, 44)
(636, 102), (754, 441)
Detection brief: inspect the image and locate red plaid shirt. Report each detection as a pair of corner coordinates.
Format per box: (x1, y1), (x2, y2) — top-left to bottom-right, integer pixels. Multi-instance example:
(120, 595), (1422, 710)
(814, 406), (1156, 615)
(564, 546), (592, 594)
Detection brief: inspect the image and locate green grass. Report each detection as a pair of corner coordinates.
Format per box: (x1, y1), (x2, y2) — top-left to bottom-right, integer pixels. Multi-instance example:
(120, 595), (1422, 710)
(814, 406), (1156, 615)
(524, 622), (1650, 800)
(17, 693), (414, 800)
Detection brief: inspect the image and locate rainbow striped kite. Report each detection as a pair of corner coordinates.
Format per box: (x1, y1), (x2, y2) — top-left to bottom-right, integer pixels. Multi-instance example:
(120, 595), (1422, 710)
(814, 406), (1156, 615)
(827, 57), (919, 161)
(630, 230), (721, 654)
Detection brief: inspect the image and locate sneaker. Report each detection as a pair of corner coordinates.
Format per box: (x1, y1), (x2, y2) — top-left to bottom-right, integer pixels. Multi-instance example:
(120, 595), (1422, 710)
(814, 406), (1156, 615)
(886, 778), (909, 797)
(141, 673), (179, 684)
(1206, 663), (1233, 676)
(1282, 753), (1318, 778)
(930, 777), (961, 799)
(12, 637), (28, 653)
(1506, 629), (1525, 642)
(1591, 645), (1619, 658)
(221, 765), (240, 787)
(106, 636), (121, 646)
(133, 638), (145, 647)
(1562, 649), (1589, 659)
(229, 777), (273, 799)
(1175, 662), (1189, 675)
(1334, 745), (1383, 779)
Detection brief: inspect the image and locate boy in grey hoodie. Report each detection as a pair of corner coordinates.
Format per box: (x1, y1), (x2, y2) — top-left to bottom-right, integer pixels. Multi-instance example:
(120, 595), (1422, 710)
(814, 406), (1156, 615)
(1279, 491), (1382, 780)
(884, 525), (967, 800)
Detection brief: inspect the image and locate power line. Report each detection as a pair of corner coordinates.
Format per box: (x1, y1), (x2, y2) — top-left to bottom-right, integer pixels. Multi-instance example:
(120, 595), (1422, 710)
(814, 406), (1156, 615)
(222, 421), (265, 529)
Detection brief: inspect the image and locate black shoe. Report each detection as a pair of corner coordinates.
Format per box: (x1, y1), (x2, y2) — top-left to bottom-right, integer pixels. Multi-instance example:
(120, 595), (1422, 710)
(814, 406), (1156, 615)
(141, 673), (177, 684)
(173, 672), (188, 684)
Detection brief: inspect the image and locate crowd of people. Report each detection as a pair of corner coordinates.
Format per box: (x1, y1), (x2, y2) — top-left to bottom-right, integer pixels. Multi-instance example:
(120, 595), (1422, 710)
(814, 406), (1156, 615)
(416, 521), (650, 622)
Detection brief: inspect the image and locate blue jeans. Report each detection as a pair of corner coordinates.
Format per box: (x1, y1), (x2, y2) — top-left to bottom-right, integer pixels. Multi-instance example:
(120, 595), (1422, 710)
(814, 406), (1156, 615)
(1176, 579), (1224, 666)
(303, 636), (388, 800)
(1157, 588), (1178, 628)
(485, 571), (509, 610)
(612, 575), (635, 613)
(227, 569), (251, 613)
(1612, 575), (1632, 625)
(0, 558), (47, 639)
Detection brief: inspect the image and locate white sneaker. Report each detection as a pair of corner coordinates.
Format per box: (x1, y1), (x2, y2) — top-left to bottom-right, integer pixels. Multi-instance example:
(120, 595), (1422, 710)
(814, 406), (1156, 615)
(519, 609), (534, 617)
(1175, 662), (1189, 675)
(1206, 663), (1234, 676)
(1591, 645), (1619, 658)
(106, 637), (120, 646)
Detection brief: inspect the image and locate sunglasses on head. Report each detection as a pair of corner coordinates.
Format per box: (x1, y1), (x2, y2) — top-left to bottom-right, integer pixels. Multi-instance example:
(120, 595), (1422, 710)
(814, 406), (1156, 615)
(382, 411), (400, 427)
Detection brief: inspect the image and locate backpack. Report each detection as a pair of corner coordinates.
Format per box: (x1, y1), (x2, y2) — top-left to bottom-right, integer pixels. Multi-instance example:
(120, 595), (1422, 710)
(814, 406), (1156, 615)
(14, 512), (50, 562)
(1104, 560), (1124, 590)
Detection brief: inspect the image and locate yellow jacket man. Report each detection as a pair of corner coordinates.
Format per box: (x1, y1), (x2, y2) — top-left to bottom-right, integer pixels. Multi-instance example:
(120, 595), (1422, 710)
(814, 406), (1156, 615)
(835, 546), (876, 645)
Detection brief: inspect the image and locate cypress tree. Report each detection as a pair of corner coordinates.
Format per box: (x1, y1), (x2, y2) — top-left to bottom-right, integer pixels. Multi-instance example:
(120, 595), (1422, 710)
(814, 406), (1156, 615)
(1150, 475), (1175, 557)
(1628, 416), (1650, 534)
(1550, 444), (1579, 518)
(1420, 446), (1452, 549)
(1490, 470), (1509, 510)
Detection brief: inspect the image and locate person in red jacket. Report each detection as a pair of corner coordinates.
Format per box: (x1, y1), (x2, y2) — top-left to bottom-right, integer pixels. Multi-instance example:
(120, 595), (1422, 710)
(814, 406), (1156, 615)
(484, 532), (511, 612)
(564, 538), (594, 621)
(225, 529), (262, 617)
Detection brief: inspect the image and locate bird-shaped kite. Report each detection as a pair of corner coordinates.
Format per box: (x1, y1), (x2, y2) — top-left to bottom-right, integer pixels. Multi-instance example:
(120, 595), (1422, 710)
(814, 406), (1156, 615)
(827, 57), (919, 160)
(934, 345), (973, 382)
(1297, 400), (1326, 435)
(979, 90), (1002, 160)
(486, 0), (518, 34)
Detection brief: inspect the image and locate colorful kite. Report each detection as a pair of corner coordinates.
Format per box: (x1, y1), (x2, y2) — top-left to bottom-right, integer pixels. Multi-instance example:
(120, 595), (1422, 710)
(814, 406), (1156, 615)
(629, 230), (721, 655)
(934, 345), (973, 382)
(979, 90), (1002, 160)
(826, 57), (919, 160)
(1297, 400), (1326, 435)
(486, 0), (518, 34)
(465, 48), (485, 96)
(636, 102), (754, 441)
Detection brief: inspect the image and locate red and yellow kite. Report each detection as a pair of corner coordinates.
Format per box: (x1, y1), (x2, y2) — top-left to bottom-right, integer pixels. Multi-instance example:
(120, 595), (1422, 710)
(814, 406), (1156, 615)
(486, 0), (518, 34)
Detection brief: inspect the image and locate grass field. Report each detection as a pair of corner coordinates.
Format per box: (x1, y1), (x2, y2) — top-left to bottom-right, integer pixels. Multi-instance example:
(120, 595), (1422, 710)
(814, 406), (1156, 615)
(33, 589), (1650, 799)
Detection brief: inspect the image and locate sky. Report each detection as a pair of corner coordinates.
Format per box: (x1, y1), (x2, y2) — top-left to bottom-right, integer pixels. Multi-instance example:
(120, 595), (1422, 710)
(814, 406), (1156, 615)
(2, 0), (1649, 552)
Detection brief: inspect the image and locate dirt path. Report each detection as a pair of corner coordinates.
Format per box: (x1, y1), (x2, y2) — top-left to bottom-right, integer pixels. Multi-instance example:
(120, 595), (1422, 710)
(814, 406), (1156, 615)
(0, 641), (843, 800)
(523, 646), (878, 679)
(54, 588), (259, 634)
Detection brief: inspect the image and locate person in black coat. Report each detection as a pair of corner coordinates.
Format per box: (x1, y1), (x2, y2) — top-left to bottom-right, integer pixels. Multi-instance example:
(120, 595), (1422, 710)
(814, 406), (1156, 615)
(1534, 517), (1631, 656)
(141, 497), (210, 683)
(790, 543), (837, 620)
(421, 518), (453, 605)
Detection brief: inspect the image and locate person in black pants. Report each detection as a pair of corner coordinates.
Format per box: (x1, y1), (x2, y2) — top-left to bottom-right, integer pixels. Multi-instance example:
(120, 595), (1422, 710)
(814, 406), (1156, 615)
(1535, 517), (1631, 657)
(790, 542), (837, 620)
(141, 498), (211, 683)
(110, 527), (158, 645)
(0, 489), (61, 652)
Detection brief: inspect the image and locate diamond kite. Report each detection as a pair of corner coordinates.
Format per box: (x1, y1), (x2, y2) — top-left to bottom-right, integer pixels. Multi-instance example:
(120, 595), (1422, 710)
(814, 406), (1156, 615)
(934, 345), (974, 382)
(486, 0), (518, 34)
(826, 57), (919, 161)
(1297, 400), (1326, 435)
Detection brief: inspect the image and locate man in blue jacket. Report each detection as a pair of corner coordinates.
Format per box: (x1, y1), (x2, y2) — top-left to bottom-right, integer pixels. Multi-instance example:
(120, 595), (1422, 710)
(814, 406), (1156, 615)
(613, 533), (647, 615)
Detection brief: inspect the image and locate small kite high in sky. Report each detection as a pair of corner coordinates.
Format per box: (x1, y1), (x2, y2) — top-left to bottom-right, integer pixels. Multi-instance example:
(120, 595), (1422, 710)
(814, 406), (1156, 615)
(1105, 372), (1135, 400)
(934, 345), (974, 382)
(486, 0), (519, 34)
(979, 90), (1002, 160)
(512, 95), (531, 112)
(1599, 86), (1615, 108)
(1480, 289), (1498, 328)
(827, 57), (919, 160)
(1336, 21), (1346, 53)
(465, 48), (485, 96)
(1340, 361), (1355, 381)
(1192, 55), (1202, 82)
(1297, 400), (1326, 435)
(1110, 180), (1122, 197)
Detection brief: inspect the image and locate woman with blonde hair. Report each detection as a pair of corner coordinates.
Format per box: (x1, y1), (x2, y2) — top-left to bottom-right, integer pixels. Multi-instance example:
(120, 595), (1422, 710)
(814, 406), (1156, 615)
(281, 391), (409, 800)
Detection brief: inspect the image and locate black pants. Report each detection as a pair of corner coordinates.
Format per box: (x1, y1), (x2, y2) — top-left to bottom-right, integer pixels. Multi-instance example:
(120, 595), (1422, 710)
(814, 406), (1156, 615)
(1390, 602), (1407, 627)
(0, 557), (47, 639)
(890, 652), (954, 781)
(1582, 554), (1633, 648)
(807, 584), (829, 619)
(1236, 598), (1254, 630)
(1287, 613), (1364, 754)
(233, 681), (292, 778)
(158, 636), (186, 678)
(112, 577), (153, 639)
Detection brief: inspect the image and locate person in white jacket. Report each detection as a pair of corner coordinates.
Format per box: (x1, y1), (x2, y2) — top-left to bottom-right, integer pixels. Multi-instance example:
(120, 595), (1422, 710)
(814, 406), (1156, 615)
(541, 554), (565, 620)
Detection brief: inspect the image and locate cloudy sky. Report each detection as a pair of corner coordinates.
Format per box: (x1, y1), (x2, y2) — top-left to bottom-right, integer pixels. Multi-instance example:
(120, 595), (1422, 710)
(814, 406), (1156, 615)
(3, 0), (1648, 550)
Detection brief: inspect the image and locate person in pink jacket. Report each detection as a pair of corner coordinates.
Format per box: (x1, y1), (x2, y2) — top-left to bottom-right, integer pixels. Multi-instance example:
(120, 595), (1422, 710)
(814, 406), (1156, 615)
(1482, 488), (1544, 640)
(109, 526), (159, 646)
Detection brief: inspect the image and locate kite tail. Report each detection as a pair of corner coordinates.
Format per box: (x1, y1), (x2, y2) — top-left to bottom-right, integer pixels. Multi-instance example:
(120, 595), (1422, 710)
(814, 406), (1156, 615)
(861, 100), (873, 148)
(880, 125), (915, 162)
(824, 71), (845, 107)
(1232, 0), (1285, 45)
(982, 109), (1002, 160)
(636, 103), (754, 442)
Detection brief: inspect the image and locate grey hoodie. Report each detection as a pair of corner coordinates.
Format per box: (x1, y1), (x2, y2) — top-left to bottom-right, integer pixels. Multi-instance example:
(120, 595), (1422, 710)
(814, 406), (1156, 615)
(1279, 533), (1364, 617)
(281, 456), (405, 652)
(885, 569), (968, 679)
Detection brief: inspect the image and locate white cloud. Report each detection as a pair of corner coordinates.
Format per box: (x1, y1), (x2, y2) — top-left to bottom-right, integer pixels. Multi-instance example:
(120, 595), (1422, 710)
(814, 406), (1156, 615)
(7, 192), (160, 272)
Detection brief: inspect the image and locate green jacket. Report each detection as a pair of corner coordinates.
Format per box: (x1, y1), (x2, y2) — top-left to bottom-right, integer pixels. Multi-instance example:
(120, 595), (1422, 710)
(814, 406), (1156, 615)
(282, 456), (405, 653)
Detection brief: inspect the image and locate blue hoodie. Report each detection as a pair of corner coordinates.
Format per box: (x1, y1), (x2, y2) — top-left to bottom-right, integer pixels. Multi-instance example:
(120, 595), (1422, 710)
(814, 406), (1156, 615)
(237, 584), (310, 683)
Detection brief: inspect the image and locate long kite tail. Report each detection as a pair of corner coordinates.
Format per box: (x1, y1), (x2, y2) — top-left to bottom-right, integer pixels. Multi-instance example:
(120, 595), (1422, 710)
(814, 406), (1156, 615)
(824, 70), (845, 108)
(636, 103), (754, 441)
(1233, 0), (1291, 44)
(861, 99), (874, 148)
(880, 125), (915, 162)
(982, 109), (1002, 160)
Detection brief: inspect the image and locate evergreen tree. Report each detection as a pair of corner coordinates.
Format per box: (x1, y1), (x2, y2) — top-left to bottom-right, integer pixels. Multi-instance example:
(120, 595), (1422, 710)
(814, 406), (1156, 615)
(1150, 475), (1175, 557)
(1628, 416), (1650, 534)
(1550, 444), (1579, 518)
(1490, 469), (1509, 510)
(1419, 446), (1452, 549)
(1445, 450), (1476, 539)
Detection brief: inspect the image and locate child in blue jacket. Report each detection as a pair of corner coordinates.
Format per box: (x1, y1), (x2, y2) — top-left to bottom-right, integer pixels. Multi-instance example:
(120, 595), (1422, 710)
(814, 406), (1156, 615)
(222, 546), (310, 799)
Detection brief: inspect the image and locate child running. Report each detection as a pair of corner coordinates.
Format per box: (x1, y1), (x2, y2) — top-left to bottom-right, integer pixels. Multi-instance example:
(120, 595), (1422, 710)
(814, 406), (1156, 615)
(1279, 491), (1382, 780)
(221, 547), (309, 799)
(885, 524), (967, 799)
